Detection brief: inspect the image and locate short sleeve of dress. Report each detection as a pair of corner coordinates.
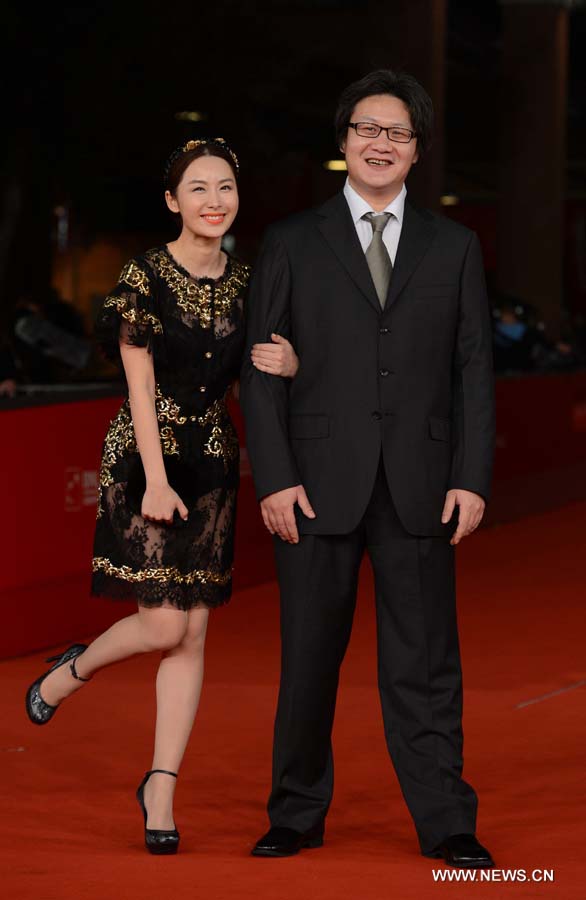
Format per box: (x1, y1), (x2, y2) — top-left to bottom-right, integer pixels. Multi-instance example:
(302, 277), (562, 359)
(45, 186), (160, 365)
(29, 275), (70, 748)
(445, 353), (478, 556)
(94, 258), (162, 361)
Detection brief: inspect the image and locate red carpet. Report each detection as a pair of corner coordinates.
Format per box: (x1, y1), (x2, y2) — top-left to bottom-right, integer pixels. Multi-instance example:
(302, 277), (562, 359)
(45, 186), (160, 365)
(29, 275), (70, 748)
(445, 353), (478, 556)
(2, 502), (585, 899)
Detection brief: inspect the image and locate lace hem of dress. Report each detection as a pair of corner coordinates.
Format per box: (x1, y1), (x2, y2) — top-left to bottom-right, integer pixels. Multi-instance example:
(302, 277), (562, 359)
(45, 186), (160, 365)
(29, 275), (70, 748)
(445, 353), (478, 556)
(91, 559), (233, 610)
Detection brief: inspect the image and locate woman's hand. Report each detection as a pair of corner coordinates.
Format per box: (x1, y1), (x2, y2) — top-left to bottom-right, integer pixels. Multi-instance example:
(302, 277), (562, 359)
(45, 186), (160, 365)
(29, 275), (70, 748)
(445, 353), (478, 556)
(142, 483), (189, 525)
(251, 333), (299, 378)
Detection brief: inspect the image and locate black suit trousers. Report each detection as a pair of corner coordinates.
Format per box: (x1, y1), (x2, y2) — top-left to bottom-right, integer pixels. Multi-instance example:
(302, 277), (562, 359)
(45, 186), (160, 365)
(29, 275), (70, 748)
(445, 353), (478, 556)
(268, 459), (478, 854)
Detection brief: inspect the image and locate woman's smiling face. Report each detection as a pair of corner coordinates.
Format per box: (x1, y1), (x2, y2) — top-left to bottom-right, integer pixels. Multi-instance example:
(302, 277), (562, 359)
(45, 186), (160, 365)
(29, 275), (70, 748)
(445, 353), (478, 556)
(165, 154), (239, 237)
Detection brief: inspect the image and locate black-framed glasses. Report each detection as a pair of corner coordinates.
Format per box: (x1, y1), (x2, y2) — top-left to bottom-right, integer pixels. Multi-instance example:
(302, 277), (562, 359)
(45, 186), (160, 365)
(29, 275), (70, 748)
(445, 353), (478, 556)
(347, 122), (417, 144)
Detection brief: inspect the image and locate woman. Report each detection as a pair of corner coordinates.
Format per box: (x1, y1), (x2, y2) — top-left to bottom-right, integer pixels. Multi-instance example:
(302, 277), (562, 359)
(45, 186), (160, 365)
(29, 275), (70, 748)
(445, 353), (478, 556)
(25, 138), (297, 854)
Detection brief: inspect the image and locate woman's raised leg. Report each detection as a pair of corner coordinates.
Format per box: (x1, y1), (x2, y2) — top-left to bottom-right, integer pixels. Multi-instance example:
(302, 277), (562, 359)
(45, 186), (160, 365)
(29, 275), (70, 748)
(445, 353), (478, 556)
(39, 606), (189, 706)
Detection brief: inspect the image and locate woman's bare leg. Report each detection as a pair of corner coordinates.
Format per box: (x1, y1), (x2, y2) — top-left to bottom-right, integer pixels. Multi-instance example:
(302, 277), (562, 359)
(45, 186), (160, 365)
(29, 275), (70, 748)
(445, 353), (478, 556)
(38, 603), (209, 830)
(142, 607), (209, 829)
(40, 606), (188, 706)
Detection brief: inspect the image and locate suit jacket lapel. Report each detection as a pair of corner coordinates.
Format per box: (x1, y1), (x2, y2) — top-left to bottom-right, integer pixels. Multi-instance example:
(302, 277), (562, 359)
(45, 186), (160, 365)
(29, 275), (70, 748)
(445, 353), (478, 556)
(386, 201), (437, 309)
(317, 193), (381, 314)
(317, 193), (438, 315)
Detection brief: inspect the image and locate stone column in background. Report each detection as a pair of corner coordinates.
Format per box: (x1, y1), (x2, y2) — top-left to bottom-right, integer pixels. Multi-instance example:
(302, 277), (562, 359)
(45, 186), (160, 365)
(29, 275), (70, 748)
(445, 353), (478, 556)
(498, 0), (574, 338)
(361, 0), (447, 211)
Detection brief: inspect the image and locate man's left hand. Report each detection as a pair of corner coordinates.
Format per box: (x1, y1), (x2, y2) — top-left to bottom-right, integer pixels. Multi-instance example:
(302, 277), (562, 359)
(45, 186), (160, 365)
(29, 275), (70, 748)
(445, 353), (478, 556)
(441, 489), (485, 546)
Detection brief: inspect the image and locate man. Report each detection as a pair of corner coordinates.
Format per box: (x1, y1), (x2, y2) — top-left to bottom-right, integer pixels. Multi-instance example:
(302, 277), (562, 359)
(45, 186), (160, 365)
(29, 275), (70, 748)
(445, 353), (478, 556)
(240, 69), (495, 868)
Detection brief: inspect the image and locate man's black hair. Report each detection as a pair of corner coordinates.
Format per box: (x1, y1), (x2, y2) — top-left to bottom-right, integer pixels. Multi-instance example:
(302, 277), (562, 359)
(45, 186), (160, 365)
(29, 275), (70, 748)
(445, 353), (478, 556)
(334, 69), (434, 155)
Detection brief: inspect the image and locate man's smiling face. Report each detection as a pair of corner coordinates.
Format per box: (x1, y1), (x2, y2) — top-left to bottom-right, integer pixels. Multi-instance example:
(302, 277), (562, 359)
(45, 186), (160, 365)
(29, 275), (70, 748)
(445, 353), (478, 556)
(342, 94), (419, 201)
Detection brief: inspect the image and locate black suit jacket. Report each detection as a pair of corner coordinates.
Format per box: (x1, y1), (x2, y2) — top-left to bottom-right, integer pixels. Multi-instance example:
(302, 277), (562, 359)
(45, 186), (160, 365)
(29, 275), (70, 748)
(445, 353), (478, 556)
(240, 191), (495, 537)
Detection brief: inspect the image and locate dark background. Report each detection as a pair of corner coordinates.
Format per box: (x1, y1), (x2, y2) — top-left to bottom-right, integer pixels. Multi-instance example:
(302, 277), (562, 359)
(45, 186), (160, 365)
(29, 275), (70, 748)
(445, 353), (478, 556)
(2, 0), (585, 351)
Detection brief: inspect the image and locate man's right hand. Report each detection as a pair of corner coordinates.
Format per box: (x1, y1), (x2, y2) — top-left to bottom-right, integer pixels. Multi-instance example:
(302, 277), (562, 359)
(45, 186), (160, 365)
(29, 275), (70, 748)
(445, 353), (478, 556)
(260, 485), (316, 543)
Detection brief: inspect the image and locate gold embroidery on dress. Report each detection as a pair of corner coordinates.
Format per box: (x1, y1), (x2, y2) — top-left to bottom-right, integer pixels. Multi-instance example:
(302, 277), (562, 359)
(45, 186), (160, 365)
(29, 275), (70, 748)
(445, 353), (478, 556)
(97, 388), (239, 516)
(203, 421), (239, 471)
(154, 386), (188, 425)
(97, 396), (181, 515)
(195, 395), (239, 471)
(119, 261), (151, 296)
(145, 249), (249, 329)
(98, 403), (137, 506)
(102, 294), (163, 333)
(92, 556), (231, 586)
(153, 386), (238, 470)
(159, 426), (179, 456)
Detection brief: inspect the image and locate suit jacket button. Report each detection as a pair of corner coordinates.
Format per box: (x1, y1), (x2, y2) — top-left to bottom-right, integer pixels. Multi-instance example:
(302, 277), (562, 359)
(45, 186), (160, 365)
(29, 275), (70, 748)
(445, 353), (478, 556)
(379, 327), (390, 335)
(371, 411), (382, 421)
(380, 369), (390, 377)
(204, 351), (213, 359)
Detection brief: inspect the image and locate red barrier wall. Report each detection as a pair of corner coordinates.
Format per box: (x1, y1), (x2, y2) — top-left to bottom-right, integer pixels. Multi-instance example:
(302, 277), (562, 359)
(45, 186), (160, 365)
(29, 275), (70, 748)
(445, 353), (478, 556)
(0, 396), (274, 658)
(493, 372), (586, 478)
(2, 371), (586, 658)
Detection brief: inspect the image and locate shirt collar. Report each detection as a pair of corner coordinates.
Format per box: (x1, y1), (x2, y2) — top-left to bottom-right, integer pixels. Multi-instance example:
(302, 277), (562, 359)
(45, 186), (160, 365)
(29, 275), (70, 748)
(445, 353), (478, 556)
(343, 177), (407, 226)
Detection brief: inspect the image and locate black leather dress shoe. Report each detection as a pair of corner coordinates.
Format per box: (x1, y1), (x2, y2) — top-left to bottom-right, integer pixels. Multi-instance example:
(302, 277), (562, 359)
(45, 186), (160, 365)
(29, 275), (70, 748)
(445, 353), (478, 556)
(251, 824), (324, 857)
(427, 833), (494, 868)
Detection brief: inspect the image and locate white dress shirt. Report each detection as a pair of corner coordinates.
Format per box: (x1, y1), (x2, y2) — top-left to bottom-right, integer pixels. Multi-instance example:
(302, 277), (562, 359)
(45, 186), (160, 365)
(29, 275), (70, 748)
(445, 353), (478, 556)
(342, 178), (406, 265)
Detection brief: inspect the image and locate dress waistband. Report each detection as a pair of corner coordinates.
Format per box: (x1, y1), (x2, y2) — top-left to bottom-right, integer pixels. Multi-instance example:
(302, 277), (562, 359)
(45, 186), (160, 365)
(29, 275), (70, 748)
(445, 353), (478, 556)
(154, 386), (229, 426)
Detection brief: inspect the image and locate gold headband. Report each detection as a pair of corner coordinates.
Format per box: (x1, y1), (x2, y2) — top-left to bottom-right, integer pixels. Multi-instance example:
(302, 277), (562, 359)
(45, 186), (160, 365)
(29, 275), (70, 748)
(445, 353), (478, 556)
(181, 137), (240, 171)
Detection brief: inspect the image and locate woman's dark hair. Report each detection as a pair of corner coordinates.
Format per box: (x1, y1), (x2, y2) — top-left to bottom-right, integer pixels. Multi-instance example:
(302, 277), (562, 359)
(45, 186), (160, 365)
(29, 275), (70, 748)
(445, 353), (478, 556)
(334, 69), (434, 155)
(164, 139), (239, 195)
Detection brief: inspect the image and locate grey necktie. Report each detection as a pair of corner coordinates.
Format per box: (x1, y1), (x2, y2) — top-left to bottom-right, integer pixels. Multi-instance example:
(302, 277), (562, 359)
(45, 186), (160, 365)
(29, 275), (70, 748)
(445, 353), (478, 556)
(363, 212), (393, 309)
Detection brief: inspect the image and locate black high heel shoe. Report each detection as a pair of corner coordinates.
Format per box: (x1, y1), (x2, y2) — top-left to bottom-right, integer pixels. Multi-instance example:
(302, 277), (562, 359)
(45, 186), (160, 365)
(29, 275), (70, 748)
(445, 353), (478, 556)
(25, 643), (89, 725)
(136, 769), (180, 855)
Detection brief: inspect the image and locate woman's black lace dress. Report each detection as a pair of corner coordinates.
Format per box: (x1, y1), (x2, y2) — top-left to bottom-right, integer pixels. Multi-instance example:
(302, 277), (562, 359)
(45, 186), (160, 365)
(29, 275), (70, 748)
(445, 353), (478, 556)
(91, 246), (249, 610)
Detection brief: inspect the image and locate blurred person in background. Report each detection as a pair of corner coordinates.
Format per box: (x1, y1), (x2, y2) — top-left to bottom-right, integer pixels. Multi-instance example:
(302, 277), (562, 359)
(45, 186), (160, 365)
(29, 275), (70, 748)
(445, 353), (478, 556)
(492, 298), (577, 374)
(0, 335), (18, 397)
(12, 288), (91, 382)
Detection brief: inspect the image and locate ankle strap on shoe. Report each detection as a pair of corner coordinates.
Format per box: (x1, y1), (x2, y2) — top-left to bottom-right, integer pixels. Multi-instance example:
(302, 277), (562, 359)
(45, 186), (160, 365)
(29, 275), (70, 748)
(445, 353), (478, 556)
(148, 769), (178, 778)
(70, 657), (91, 682)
